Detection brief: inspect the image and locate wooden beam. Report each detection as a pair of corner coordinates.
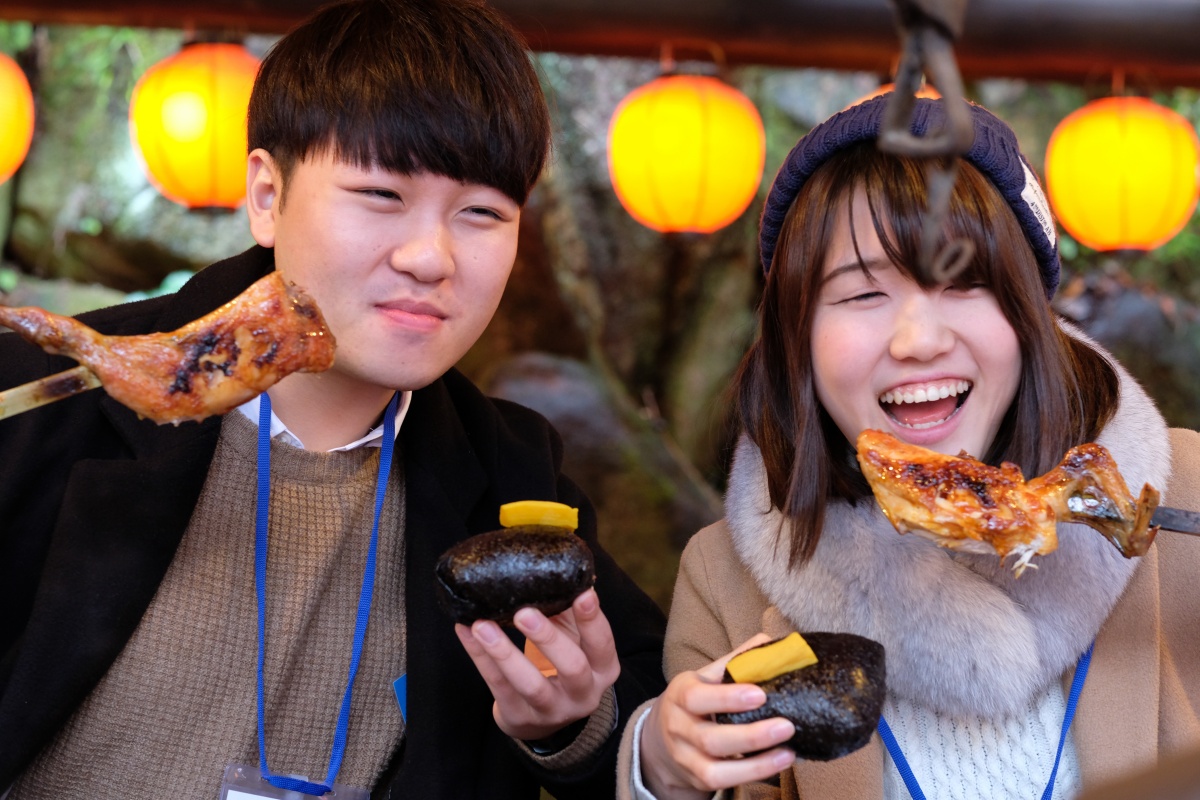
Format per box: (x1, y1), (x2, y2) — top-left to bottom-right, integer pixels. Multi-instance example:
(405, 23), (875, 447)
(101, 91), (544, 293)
(0, 0), (1198, 87)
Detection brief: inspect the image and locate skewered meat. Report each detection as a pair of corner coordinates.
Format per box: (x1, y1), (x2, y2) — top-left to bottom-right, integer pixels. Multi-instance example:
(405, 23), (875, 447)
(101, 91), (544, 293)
(856, 429), (1160, 575)
(1026, 442), (1160, 559)
(0, 272), (335, 424)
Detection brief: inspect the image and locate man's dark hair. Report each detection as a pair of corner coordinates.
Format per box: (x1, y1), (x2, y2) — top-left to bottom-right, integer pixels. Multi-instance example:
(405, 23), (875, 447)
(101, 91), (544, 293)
(248, 0), (551, 206)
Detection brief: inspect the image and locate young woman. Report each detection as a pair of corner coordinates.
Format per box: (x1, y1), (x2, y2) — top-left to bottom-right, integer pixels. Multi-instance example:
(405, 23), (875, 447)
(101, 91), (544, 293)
(617, 94), (1200, 800)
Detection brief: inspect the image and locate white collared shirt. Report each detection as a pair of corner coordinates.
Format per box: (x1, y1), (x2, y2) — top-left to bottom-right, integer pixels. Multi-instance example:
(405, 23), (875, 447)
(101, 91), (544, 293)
(236, 391), (412, 451)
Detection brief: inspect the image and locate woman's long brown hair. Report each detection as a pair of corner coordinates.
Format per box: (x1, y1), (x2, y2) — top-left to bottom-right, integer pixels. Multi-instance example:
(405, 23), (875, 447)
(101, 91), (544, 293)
(736, 142), (1120, 567)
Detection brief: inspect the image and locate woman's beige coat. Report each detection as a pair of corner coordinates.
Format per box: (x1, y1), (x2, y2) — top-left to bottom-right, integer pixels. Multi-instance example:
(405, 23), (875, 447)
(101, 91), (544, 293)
(619, 411), (1200, 799)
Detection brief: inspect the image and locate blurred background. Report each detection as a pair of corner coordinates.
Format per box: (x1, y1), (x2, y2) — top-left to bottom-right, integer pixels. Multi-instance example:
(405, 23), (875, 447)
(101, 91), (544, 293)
(1, 1), (1199, 611)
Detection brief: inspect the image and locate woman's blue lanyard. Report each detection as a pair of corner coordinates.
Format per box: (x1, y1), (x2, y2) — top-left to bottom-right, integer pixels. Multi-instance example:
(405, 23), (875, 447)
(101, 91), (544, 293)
(254, 391), (399, 796)
(877, 640), (1094, 800)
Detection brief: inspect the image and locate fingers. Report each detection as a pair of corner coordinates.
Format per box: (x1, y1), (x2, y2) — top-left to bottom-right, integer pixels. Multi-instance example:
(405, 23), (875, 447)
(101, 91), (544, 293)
(677, 680), (766, 718)
(572, 590), (617, 673)
(640, 668), (796, 798)
(692, 716), (794, 760)
(458, 620), (551, 706)
(674, 743), (796, 793)
(456, 602), (618, 741)
(525, 590), (620, 685)
(455, 622), (516, 693)
(512, 608), (584, 673)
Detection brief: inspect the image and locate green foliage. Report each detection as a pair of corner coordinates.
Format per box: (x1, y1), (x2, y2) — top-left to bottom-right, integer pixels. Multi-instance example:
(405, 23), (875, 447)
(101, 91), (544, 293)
(0, 20), (33, 54)
(35, 26), (181, 158)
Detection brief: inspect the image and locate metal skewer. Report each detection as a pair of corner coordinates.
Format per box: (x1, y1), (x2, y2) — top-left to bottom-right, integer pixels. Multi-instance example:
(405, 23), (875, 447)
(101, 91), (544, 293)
(1149, 506), (1200, 537)
(0, 364), (101, 421)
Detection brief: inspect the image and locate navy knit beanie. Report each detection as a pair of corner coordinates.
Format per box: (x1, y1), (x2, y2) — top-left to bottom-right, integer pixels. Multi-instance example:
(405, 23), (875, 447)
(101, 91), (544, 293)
(758, 93), (1061, 300)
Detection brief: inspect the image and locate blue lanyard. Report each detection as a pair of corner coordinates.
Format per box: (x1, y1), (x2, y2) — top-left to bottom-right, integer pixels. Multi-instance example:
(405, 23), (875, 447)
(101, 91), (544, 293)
(878, 640), (1094, 800)
(254, 391), (399, 796)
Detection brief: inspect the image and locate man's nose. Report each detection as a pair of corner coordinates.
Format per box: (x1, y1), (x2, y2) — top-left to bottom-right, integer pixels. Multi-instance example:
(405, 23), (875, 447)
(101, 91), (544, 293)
(389, 222), (455, 282)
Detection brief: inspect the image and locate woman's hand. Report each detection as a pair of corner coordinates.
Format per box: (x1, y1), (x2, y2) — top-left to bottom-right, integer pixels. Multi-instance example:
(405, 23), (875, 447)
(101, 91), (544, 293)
(454, 588), (620, 742)
(639, 634), (796, 800)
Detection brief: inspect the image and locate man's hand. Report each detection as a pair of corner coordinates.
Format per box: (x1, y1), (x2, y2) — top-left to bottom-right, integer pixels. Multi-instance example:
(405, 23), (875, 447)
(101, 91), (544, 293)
(454, 588), (620, 742)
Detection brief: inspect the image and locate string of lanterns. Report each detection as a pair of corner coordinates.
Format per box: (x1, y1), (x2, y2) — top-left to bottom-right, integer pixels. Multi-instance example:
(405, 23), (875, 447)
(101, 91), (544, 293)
(2, 36), (1199, 254)
(607, 53), (1199, 255)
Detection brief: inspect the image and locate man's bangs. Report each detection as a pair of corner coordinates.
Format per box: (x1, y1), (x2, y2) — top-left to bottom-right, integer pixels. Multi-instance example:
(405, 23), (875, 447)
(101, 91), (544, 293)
(248, 0), (549, 206)
(315, 33), (538, 204)
(330, 104), (531, 202)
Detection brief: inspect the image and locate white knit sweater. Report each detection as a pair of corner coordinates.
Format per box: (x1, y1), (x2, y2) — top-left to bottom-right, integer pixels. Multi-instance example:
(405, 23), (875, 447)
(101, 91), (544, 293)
(881, 681), (1082, 800)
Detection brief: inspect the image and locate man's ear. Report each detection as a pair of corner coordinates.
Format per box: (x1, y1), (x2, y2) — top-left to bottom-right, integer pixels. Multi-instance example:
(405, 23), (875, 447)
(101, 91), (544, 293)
(246, 148), (281, 248)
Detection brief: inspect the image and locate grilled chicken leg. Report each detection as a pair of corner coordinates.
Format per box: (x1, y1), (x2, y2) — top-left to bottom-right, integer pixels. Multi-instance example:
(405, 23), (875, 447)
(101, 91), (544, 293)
(0, 272), (336, 424)
(1026, 442), (1160, 560)
(856, 429), (1159, 575)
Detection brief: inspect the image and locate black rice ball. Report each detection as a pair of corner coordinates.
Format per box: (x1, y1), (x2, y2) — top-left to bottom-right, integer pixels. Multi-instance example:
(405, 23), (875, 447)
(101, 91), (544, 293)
(435, 526), (596, 625)
(715, 632), (886, 761)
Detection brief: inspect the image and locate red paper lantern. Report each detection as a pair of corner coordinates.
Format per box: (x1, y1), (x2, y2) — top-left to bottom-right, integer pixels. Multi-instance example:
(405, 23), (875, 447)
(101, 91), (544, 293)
(0, 52), (35, 184)
(608, 75), (765, 233)
(1045, 97), (1200, 251)
(129, 42), (260, 210)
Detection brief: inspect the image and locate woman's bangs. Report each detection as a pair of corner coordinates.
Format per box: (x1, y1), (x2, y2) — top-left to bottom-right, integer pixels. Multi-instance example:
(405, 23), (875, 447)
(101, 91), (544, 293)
(857, 154), (1000, 291)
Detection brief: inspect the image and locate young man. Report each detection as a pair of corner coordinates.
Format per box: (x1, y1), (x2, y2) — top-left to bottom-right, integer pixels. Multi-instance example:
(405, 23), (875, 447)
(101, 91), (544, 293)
(0, 0), (667, 797)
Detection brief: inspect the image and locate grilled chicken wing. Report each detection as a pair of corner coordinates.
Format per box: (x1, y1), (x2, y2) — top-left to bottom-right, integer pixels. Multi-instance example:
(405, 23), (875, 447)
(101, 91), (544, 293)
(0, 272), (335, 424)
(856, 429), (1159, 575)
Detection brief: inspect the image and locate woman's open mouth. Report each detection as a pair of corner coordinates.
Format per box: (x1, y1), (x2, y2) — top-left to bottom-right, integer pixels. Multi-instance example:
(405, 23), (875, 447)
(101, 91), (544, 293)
(879, 380), (971, 430)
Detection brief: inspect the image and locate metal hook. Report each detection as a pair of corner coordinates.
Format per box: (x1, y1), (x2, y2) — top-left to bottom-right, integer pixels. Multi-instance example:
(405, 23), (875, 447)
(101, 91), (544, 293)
(878, 24), (974, 158)
(880, 0), (976, 284)
(658, 39), (728, 78)
(921, 158), (975, 284)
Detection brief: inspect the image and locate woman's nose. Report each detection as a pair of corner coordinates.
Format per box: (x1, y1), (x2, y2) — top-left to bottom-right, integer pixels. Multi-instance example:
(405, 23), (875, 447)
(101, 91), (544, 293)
(388, 222), (455, 282)
(889, 295), (955, 362)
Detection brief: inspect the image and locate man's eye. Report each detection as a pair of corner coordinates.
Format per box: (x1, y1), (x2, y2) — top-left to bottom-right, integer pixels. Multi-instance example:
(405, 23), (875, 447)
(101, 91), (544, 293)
(467, 206), (503, 220)
(362, 188), (400, 200)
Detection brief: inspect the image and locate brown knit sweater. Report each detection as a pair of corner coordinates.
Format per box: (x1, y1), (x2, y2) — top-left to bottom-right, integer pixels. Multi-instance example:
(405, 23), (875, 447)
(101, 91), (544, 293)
(11, 410), (407, 798)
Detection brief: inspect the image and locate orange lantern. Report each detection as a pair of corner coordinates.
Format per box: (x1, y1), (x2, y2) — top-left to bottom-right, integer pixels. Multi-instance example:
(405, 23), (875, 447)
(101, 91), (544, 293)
(0, 52), (35, 184)
(607, 74), (765, 233)
(129, 42), (260, 210)
(1045, 96), (1200, 251)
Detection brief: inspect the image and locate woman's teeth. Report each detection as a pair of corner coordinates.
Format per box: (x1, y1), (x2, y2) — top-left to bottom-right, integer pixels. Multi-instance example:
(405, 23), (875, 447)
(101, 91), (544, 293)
(879, 380), (971, 406)
(897, 416), (953, 430)
(879, 380), (972, 429)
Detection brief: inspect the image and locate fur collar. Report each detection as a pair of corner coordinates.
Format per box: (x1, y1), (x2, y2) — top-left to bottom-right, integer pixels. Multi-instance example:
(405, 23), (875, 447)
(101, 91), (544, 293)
(725, 327), (1171, 718)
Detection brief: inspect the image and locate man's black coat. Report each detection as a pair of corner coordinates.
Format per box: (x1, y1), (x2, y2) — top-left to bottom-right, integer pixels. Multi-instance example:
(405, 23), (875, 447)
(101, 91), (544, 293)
(0, 246), (667, 798)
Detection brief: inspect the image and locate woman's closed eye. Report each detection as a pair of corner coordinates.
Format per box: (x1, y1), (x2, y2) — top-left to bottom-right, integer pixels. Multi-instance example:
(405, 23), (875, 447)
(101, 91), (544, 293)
(840, 290), (886, 304)
(465, 206), (504, 220)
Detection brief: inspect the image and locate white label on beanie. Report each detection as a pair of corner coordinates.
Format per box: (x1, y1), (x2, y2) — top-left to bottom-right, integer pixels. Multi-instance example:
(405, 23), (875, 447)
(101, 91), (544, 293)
(1020, 161), (1056, 247)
